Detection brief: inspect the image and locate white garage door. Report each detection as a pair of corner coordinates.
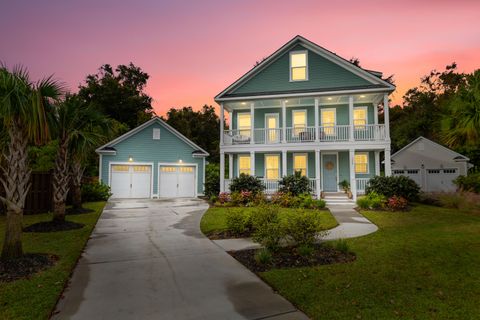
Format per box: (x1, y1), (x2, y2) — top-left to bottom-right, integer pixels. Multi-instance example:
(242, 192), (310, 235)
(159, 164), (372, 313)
(393, 169), (423, 188)
(426, 168), (459, 192)
(110, 165), (152, 198)
(159, 166), (195, 198)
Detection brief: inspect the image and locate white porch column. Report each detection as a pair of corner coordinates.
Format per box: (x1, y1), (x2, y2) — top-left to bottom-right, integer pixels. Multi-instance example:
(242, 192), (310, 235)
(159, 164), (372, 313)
(383, 93), (390, 140)
(228, 154), (233, 179)
(282, 150), (287, 177)
(250, 102), (255, 144)
(282, 100), (287, 143)
(374, 104), (379, 125)
(348, 95), (354, 142)
(315, 150), (321, 199)
(228, 111), (233, 131)
(220, 103), (224, 145)
(314, 98), (319, 142)
(220, 151), (225, 192)
(349, 148), (357, 201)
(250, 151), (255, 176)
(374, 151), (380, 176)
(384, 146), (392, 176)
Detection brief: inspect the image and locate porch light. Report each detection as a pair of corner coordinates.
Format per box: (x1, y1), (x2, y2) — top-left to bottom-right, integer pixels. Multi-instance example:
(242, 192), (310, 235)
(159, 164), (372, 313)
(128, 156), (133, 162)
(179, 159), (183, 164)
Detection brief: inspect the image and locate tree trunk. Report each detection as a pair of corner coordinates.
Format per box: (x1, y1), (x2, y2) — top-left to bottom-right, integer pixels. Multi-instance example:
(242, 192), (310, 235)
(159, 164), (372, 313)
(70, 158), (84, 210)
(52, 139), (69, 223)
(1, 121), (30, 260)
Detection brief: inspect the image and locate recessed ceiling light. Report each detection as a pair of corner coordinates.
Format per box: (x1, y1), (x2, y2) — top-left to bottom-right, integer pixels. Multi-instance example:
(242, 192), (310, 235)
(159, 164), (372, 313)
(241, 102), (246, 105)
(327, 97), (332, 100)
(285, 100), (289, 103)
(360, 95), (365, 98)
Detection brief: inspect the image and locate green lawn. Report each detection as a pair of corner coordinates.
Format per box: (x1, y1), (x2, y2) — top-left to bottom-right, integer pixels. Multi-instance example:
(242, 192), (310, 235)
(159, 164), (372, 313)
(260, 205), (480, 319)
(0, 202), (106, 320)
(200, 206), (338, 236)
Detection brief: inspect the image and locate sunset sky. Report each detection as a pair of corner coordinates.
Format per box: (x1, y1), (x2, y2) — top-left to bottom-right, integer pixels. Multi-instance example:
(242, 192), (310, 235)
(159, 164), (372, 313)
(1, 0), (479, 115)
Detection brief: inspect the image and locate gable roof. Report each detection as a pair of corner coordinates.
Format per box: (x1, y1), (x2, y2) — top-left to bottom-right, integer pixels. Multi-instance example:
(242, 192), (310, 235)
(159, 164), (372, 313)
(215, 35), (395, 101)
(95, 117), (209, 156)
(391, 136), (469, 161)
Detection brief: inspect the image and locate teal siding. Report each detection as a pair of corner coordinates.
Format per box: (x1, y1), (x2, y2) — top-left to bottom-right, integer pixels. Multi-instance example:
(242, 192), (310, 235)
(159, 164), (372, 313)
(338, 152), (350, 185)
(101, 121), (205, 195)
(232, 44), (371, 95)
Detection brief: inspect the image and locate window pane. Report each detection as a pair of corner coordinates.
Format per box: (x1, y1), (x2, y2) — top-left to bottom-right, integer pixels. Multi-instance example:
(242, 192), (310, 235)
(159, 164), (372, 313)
(291, 53), (306, 67)
(354, 154), (368, 174)
(291, 67), (306, 81)
(238, 113), (251, 128)
(354, 108), (367, 129)
(239, 156), (250, 175)
(293, 155), (307, 176)
(265, 155), (279, 179)
(293, 111), (306, 127)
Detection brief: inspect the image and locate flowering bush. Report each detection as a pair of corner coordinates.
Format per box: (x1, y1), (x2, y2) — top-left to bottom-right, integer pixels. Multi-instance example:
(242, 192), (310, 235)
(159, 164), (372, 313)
(218, 192), (231, 204)
(386, 196), (408, 211)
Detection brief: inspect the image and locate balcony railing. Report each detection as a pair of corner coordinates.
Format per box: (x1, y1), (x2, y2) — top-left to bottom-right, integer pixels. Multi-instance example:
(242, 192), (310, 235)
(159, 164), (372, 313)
(223, 124), (386, 145)
(356, 178), (370, 194)
(223, 178), (317, 195)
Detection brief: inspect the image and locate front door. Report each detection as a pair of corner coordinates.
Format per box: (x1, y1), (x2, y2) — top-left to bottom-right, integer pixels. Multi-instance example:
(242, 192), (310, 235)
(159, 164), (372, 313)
(322, 154), (338, 192)
(265, 114), (279, 143)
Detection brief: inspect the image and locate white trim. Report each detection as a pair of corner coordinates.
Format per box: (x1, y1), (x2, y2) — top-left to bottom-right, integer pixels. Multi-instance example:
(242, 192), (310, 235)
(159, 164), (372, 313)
(202, 158), (206, 193)
(292, 153), (308, 177)
(108, 162), (154, 199)
(96, 117), (209, 156)
(221, 141), (389, 153)
(237, 154), (251, 177)
(98, 154), (103, 183)
(264, 154), (281, 180)
(289, 50), (309, 82)
(354, 152), (370, 175)
(157, 162), (198, 198)
(321, 152), (340, 192)
(391, 136), (469, 161)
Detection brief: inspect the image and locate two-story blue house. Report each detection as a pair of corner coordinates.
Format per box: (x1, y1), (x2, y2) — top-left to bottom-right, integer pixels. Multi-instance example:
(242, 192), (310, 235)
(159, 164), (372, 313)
(215, 35), (394, 201)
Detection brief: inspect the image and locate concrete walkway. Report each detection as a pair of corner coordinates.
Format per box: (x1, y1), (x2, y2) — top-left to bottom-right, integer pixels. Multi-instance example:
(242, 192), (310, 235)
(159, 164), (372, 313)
(53, 198), (308, 320)
(214, 204), (378, 251)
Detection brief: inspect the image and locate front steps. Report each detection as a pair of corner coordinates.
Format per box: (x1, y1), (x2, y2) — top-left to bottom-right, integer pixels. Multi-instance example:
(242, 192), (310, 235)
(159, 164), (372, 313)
(323, 192), (355, 206)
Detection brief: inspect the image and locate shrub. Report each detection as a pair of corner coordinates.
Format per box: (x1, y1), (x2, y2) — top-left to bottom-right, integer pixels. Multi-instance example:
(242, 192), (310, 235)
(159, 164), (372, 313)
(204, 163), (220, 198)
(356, 197), (370, 209)
(313, 199), (326, 209)
(299, 193), (315, 209)
(218, 192), (231, 204)
(229, 174), (265, 194)
(386, 196), (408, 211)
(454, 173), (480, 193)
(366, 175), (420, 201)
(284, 210), (323, 247)
(252, 205), (285, 251)
(338, 180), (350, 192)
(279, 171), (311, 196)
(209, 195), (218, 204)
(297, 244), (314, 257)
(334, 239), (350, 254)
(270, 192), (293, 207)
(437, 193), (463, 209)
(356, 192), (387, 210)
(81, 182), (112, 201)
(252, 192), (267, 206)
(226, 209), (251, 235)
(254, 248), (273, 265)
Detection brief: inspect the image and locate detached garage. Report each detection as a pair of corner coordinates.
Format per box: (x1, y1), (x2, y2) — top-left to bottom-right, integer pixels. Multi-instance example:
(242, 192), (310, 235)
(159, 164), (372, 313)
(96, 117), (208, 199)
(391, 136), (471, 193)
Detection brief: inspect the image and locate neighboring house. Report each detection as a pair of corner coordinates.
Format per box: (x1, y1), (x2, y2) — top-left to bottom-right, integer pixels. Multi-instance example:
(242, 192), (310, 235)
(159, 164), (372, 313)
(391, 136), (470, 192)
(96, 117), (208, 199)
(215, 35), (395, 200)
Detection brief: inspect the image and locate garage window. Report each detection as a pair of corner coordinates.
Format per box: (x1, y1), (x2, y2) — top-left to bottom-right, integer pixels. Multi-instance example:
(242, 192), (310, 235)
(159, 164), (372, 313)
(180, 167), (194, 173)
(406, 169), (419, 174)
(161, 166), (176, 172)
(133, 165), (150, 172)
(393, 170), (404, 174)
(112, 165), (129, 172)
(443, 168), (457, 174)
(428, 169), (441, 174)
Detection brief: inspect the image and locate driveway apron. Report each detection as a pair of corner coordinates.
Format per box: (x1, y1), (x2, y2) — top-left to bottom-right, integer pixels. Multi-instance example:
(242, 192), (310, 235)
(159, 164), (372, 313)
(53, 198), (308, 320)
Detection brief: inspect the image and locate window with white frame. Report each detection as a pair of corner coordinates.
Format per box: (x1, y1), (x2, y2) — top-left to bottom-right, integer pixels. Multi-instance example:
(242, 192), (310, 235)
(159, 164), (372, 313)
(237, 113), (251, 137)
(265, 155), (280, 179)
(354, 153), (369, 174)
(290, 51), (308, 81)
(292, 110), (306, 136)
(321, 108), (336, 135)
(293, 154), (307, 176)
(153, 128), (161, 140)
(353, 107), (367, 129)
(238, 155), (251, 175)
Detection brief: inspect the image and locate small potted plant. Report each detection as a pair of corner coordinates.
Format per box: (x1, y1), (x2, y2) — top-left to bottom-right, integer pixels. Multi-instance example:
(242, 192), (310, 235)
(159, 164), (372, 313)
(339, 180), (352, 199)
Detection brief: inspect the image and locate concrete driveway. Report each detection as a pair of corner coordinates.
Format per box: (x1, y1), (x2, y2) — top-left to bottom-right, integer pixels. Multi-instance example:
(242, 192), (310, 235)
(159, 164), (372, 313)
(53, 198), (308, 320)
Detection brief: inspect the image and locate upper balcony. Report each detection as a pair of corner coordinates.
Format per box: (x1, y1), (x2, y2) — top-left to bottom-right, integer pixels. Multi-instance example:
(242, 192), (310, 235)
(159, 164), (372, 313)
(220, 93), (390, 147)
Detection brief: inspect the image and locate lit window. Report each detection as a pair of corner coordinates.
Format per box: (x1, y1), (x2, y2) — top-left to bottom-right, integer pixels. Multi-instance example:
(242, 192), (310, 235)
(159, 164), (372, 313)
(293, 154), (307, 176)
(353, 107), (367, 129)
(290, 51), (308, 81)
(354, 153), (369, 174)
(265, 155), (280, 179)
(321, 109), (336, 135)
(238, 155), (251, 175)
(133, 165), (150, 172)
(179, 167), (194, 173)
(237, 113), (251, 137)
(292, 110), (306, 136)
(161, 166), (177, 172)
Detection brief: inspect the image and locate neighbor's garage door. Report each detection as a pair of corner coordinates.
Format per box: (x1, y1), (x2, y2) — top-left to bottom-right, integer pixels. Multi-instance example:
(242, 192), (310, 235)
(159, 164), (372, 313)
(159, 165), (195, 198)
(426, 168), (459, 192)
(110, 165), (152, 198)
(393, 169), (423, 188)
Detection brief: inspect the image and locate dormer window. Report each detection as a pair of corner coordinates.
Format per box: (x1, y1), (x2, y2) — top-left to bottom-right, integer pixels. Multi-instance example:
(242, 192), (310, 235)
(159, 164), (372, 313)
(290, 51), (308, 81)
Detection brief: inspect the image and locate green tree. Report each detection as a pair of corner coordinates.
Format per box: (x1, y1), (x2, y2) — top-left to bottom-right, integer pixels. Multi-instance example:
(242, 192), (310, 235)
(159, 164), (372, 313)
(78, 63), (154, 129)
(162, 105), (222, 162)
(0, 65), (62, 259)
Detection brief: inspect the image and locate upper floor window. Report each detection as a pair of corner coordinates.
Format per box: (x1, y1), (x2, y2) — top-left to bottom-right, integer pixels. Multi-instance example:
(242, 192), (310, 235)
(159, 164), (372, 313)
(290, 51), (308, 81)
(353, 106), (368, 129)
(321, 108), (336, 135)
(237, 113), (251, 137)
(292, 110), (307, 136)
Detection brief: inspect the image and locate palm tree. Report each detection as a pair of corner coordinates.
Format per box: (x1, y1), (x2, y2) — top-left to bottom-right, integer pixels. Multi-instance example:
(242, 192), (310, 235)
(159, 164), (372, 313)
(51, 94), (108, 221)
(442, 70), (480, 148)
(0, 65), (62, 259)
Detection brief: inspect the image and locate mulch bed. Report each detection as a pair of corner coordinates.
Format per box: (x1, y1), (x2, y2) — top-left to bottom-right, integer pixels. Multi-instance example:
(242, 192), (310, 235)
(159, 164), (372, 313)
(229, 244), (356, 272)
(66, 207), (95, 215)
(0, 254), (58, 282)
(207, 230), (253, 240)
(24, 220), (84, 233)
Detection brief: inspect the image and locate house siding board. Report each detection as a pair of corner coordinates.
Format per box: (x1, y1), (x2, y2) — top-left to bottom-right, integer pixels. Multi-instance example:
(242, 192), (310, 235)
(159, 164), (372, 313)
(254, 108), (282, 129)
(231, 44), (371, 95)
(338, 152), (350, 184)
(101, 122), (204, 195)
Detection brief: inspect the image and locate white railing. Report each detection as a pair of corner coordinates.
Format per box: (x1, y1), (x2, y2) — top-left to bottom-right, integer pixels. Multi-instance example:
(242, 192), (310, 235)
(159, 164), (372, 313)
(253, 128), (282, 144)
(319, 125), (350, 142)
(356, 178), (370, 194)
(309, 178), (317, 195)
(286, 126), (316, 143)
(260, 179), (280, 194)
(223, 179), (232, 192)
(223, 129), (251, 145)
(354, 124), (386, 141)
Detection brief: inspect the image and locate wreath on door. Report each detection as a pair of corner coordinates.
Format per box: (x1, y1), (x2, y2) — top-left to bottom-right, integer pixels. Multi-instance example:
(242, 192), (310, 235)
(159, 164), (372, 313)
(325, 161), (334, 170)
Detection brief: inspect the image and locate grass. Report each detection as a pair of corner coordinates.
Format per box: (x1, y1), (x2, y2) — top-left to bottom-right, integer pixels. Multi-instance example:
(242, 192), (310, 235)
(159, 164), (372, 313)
(0, 202), (106, 320)
(200, 206), (338, 236)
(260, 204), (480, 319)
